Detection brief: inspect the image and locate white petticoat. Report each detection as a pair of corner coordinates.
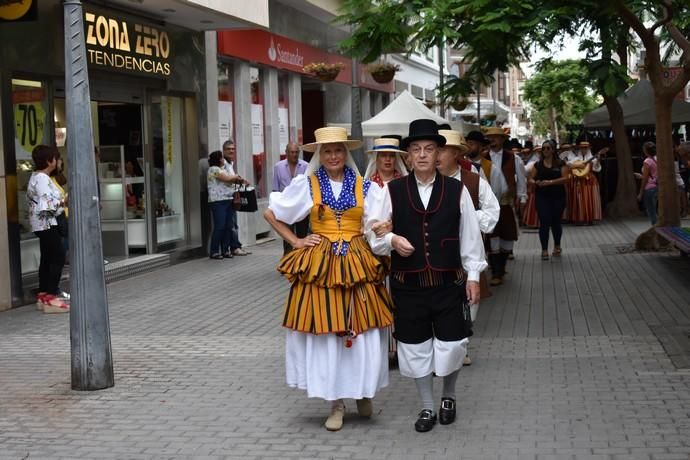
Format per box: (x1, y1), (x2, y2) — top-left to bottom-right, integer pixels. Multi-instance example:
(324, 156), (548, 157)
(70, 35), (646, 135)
(285, 328), (389, 401)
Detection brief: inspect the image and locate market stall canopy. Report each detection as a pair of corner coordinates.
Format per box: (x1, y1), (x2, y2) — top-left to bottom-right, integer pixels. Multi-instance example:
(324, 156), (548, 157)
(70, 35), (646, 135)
(583, 79), (690, 128)
(361, 90), (462, 136)
(453, 98), (510, 122)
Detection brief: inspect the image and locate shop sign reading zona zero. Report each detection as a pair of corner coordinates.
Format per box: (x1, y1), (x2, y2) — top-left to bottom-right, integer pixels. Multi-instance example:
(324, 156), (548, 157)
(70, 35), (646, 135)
(84, 11), (171, 77)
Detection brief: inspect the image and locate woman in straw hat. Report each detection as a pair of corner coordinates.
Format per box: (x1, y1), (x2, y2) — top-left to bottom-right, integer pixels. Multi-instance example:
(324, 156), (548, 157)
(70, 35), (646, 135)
(564, 140), (607, 224)
(264, 127), (393, 431)
(363, 137), (409, 187)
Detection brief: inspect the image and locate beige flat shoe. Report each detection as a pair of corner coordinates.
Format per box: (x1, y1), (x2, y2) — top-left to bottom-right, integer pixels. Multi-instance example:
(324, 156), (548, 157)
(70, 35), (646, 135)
(325, 402), (345, 431)
(463, 355), (472, 366)
(356, 398), (372, 418)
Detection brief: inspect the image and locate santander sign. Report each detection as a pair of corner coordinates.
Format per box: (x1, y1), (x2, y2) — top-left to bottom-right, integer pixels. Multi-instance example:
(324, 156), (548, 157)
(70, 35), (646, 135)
(268, 37), (304, 68)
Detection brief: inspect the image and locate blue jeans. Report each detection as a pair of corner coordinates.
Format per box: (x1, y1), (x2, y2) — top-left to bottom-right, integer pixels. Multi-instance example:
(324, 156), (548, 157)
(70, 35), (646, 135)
(228, 206), (242, 250)
(209, 200), (233, 255)
(643, 187), (658, 225)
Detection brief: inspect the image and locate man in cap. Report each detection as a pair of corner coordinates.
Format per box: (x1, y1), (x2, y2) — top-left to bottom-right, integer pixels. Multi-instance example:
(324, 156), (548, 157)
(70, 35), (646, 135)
(483, 127), (527, 285)
(368, 119), (486, 433)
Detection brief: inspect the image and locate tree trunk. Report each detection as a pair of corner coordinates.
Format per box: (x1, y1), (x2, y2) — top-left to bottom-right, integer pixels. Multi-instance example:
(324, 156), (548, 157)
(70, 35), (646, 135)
(548, 107), (559, 143)
(654, 94), (680, 227)
(603, 95), (640, 217)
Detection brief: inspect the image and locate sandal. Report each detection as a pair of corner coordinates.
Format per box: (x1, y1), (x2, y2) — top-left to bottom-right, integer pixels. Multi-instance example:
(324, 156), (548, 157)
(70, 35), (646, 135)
(552, 247), (562, 257)
(42, 295), (70, 314)
(541, 251), (549, 261)
(209, 253), (224, 260)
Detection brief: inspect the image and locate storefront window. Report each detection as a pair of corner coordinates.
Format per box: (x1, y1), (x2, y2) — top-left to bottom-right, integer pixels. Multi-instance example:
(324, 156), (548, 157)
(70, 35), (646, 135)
(250, 67), (267, 198)
(12, 78), (51, 274)
(151, 95), (186, 245)
(278, 73), (290, 157)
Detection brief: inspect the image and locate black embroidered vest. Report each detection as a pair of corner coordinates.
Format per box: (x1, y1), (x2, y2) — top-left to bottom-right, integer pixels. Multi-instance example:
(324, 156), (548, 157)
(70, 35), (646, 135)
(388, 172), (463, 274)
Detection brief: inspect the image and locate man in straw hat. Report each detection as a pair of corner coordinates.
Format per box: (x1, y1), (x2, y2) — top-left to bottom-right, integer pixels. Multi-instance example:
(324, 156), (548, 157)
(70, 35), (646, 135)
(483, 127), (527, 285)
(364, 137), (409, 186)
(264, 126), (393, 432)
(437, 129), (499, 366)
(367, 119), (487, 432)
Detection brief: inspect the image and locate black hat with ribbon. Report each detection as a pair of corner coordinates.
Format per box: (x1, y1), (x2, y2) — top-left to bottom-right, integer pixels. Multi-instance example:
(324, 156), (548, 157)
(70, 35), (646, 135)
(466, 130), (489, 145)
(401, 119), (447, 149)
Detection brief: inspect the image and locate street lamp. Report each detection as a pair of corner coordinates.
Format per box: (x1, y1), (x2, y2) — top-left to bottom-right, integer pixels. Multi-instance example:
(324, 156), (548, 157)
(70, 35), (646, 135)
(63, 0), (114, 390)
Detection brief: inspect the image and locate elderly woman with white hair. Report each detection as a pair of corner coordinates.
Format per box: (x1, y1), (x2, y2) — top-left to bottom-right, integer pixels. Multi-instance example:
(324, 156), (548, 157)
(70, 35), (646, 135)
(263, 127), (393, 432)
(363, 137), (409, 187)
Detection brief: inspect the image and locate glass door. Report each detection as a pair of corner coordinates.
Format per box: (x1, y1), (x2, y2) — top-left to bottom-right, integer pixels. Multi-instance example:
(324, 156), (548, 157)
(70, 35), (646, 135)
(147, 94), (186, 250)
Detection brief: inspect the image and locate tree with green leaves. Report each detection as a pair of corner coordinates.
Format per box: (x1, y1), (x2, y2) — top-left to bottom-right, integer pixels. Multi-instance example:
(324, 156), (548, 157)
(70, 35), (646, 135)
(337, 0), (690, 226)
(611, 0), (690, 228)
(522, 60), (600, 140)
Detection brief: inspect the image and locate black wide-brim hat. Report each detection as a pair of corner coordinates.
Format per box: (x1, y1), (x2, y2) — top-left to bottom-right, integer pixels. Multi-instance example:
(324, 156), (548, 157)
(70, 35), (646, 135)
(401, 119), (447, 149)
(466, 130), (489, 145)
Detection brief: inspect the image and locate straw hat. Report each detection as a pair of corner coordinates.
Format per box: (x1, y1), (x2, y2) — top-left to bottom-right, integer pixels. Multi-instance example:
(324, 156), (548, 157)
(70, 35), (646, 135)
(438, 129), (469, 154)
(302, 127), (363, 152)
(366, 137), (407, 155)
(559, 143), (572, 151)
(578, 140), (590, 148)
(483, 126), (509, 138)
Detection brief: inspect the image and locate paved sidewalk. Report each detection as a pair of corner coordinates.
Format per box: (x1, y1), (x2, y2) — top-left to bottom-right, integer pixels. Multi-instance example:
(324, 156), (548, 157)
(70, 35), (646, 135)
(1, 220), (689, 460)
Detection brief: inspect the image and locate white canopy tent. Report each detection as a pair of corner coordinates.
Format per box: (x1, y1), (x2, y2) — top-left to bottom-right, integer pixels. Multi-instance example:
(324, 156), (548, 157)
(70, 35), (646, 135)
(360, 90), (469, 136)
(583, 79), (690, 128)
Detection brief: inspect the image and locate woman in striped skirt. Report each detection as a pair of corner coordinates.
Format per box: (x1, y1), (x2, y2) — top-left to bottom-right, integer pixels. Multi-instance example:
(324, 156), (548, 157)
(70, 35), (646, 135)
(264, 127), (393, 432)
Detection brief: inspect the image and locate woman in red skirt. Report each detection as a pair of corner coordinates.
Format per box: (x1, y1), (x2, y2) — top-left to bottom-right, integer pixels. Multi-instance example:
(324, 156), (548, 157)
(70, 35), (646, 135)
(564, 141), (607, 225)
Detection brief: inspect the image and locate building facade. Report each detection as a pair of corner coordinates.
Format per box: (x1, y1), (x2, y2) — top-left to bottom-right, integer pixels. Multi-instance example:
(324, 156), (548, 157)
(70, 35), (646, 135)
(0, 0), (267, 310)
(206, 0), (393, 245)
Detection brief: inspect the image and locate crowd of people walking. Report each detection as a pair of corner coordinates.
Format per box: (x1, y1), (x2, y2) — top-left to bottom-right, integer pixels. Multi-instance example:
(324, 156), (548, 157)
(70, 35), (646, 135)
(196, 119), (690, 433)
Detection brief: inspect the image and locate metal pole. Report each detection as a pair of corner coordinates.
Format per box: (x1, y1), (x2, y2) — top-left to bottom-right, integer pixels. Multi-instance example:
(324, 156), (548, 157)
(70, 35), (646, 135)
(350, 58), (364, 173)
(438, 44), (445, 118)
(63, 0), (114, 390)
(476, 82), (481, 124)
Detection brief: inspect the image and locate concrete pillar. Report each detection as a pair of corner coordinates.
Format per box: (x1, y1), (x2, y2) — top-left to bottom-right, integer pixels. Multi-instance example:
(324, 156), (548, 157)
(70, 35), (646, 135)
(0, 71), (11, 310)
(232, 61), (256, 246)
(263, 68), (280, 194)
(205, 31), (220, 154)
(288, 74), (302, 145)
(257, 68), (280, 236)
(373, 92), (383, 115)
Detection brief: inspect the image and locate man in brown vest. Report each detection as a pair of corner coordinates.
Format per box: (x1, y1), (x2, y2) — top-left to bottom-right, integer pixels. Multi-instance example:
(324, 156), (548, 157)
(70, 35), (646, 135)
(483, 127), (527, 285)
(368, 119), (486, 433)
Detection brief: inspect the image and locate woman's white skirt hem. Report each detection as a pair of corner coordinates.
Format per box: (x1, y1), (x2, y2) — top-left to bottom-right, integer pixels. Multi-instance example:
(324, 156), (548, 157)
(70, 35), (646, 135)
(285, 328), (389, 401)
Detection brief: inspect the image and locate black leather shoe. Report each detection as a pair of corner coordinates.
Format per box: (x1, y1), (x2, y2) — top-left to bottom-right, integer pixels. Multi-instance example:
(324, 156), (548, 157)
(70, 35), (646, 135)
(439, 398), (456, 425)
(414, 409), (437, 432)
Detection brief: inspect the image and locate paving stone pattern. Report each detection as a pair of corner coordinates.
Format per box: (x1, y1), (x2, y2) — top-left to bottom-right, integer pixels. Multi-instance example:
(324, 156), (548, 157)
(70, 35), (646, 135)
(1, 220), (690, 460)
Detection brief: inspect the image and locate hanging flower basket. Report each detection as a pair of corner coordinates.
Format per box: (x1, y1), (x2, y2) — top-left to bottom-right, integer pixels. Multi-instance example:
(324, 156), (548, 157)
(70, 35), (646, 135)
(367, 62), (400, 83)
(303, 62), (344, 82)
(451, 98), (469, 111)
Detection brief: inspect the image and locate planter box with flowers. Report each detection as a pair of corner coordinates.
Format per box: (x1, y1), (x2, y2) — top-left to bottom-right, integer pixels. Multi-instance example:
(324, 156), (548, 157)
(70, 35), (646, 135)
(303, 62), (344, 82)
(366, 62), (400, 83)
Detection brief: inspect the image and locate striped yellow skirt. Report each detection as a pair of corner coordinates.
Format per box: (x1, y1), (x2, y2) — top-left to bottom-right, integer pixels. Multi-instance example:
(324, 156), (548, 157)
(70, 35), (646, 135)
(278, 236), (393, 335)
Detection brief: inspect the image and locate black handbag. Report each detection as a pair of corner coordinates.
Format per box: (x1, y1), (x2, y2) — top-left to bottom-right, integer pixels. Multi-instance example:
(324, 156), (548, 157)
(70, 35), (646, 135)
(232, 185), (258, 212)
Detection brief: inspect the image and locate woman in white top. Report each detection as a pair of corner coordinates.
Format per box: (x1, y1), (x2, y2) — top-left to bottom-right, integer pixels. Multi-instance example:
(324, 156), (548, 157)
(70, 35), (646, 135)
(27, 145), (69, 312)
(206, 150), (246, 259)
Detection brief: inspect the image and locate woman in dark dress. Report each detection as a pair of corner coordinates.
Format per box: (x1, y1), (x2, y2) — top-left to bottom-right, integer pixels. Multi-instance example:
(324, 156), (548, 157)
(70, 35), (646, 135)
(528, 140), (569, 260)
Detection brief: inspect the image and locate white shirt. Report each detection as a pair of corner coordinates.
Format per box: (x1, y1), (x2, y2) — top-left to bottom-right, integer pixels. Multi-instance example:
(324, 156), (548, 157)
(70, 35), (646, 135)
(448, 168), (500, 234)
(489, 149), (527, 202)
(267, 174), (386, 227)
(366, 173), (488, 282)
(565, 150), (601, 172)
